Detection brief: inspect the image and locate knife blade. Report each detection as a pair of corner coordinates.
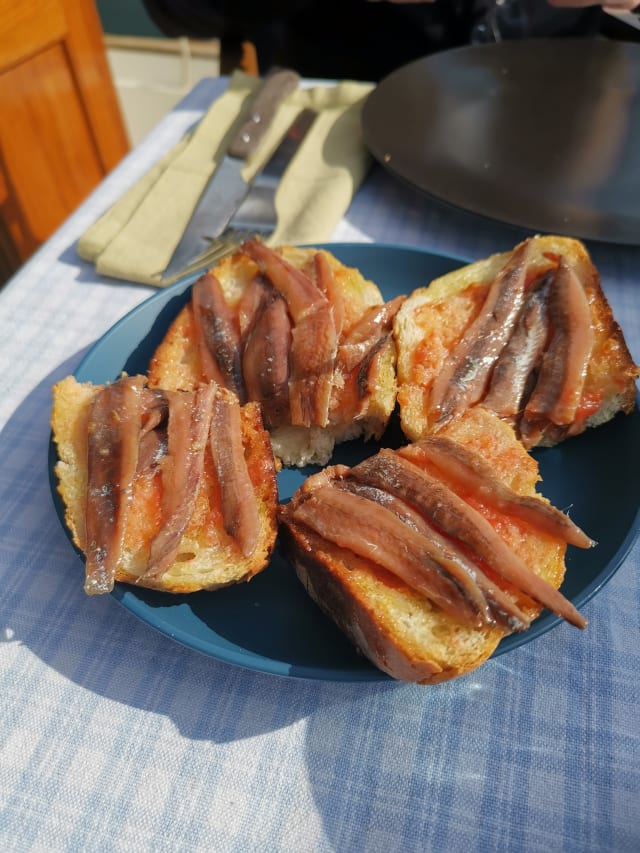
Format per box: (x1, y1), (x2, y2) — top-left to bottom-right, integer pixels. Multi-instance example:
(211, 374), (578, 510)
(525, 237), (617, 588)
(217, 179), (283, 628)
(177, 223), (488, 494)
(163, 68), (300, 279)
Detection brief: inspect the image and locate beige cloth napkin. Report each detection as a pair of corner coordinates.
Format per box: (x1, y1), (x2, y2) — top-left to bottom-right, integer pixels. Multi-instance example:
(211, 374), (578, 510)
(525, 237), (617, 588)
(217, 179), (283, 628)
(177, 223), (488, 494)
(78, 72), (374, 286)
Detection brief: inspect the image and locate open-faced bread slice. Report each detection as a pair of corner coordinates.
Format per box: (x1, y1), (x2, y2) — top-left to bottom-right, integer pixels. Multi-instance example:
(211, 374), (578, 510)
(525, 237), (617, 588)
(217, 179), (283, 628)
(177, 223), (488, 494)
(394, 235), (638, 447)
(51, 374), (278, 595)
(279, 407), (594, 684)
(148, 240), (402, 467)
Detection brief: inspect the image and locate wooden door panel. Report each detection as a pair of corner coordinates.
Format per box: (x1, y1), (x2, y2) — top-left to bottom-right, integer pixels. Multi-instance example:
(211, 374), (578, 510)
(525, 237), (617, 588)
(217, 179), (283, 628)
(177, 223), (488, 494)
(0, 0), (67, 70)
(0, 0), (129, 275)
(63, 0), (130, 170)
(0, 44), (105, 254)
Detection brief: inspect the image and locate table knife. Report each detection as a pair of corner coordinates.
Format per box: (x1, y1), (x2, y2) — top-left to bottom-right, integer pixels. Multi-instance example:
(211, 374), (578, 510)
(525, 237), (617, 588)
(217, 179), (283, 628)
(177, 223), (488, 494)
(163, 68), (300, 280)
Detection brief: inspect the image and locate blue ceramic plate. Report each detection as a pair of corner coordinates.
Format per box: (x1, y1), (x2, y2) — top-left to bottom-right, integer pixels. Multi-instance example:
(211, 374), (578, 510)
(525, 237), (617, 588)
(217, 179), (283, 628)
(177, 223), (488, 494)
(51, 244), (640, 680)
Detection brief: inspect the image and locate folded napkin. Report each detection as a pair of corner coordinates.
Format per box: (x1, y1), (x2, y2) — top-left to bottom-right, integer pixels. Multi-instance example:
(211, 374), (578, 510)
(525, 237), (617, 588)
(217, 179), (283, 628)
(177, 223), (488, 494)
(78, 72), (374, 286)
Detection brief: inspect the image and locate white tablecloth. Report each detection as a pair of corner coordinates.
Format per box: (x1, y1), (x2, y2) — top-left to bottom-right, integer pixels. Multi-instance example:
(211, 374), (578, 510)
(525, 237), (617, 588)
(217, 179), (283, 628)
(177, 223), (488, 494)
(1, 77), (638, 853)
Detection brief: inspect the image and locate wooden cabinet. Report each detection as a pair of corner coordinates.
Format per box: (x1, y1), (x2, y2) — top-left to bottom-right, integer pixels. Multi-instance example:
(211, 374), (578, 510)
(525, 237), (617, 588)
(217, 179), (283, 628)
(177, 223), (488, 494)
(0, 0), (129, 281)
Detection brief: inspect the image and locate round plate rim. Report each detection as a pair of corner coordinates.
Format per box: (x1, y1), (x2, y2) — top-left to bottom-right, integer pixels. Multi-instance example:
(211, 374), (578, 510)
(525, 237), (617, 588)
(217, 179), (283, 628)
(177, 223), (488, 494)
(50, 241), (640, 680)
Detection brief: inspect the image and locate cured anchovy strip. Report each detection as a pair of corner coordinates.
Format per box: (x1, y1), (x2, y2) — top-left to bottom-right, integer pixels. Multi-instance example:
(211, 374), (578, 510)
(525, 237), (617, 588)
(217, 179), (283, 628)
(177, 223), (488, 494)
(144, 384), (215, 579)
(236, 272), (267, 337)
(245, 240), (340, 427)
(524, 258), (594, 426)
(136, 389), (168, 477)
(483, 272), (552, 418)
(85, 376), (145, 595)
(209, 391), (260, 557)
(328, 296), (405, 424)
(338, 479), (530, 631)
(403, 437), (594, 549)
(352, 450), (587, 628)
(242, 281), (291, 429)
(429, 240), (532, 423)
(244, 238), (328, 322)
(192, 272), (245, 401)
(292, 484), (487, 626)
(315, 252), (345, 339)
(338, 296), (405, 373)
(289, 302), (338, 427)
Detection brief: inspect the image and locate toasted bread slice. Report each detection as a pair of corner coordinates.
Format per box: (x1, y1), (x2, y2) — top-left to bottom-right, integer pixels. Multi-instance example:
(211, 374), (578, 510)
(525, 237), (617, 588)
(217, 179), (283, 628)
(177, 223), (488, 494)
(51, 375), (278, 594)
(279, 407), (589, 684)
(148, 243), (399, 467)
(394, 235), (638, 446)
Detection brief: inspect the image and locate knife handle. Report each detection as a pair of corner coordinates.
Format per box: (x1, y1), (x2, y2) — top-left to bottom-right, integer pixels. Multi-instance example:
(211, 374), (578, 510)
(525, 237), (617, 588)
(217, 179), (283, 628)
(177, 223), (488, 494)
(229, 69), (301, 161)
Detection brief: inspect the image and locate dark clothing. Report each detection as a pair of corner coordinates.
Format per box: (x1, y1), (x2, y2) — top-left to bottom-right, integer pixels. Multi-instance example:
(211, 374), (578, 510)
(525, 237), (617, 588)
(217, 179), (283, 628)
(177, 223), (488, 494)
(142, 0), (604, 81)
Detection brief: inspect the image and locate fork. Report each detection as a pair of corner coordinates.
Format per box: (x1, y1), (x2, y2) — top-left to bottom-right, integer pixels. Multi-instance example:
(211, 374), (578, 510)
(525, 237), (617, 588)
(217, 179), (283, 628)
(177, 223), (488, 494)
(204, 225), (265, 259)
(161, 227), (265, 285)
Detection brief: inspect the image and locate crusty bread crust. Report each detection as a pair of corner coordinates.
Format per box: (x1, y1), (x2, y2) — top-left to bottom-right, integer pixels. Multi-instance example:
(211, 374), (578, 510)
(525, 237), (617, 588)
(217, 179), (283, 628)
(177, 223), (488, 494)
(149, 245), (398, 467)
(279, 407), (569, 683)
(281, 525), (504, 683)
(394, 235), (639, 444)
(51, 375), (278, 593)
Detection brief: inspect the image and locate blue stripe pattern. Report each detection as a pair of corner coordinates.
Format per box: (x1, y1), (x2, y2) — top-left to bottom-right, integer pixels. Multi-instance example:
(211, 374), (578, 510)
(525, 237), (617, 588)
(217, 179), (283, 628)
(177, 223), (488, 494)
(1, 77), (639, 853)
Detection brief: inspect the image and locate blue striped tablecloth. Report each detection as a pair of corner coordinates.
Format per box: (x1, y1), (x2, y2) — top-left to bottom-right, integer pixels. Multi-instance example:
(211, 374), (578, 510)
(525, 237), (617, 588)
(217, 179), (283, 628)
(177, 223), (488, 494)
(1, 77), (638, 853)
